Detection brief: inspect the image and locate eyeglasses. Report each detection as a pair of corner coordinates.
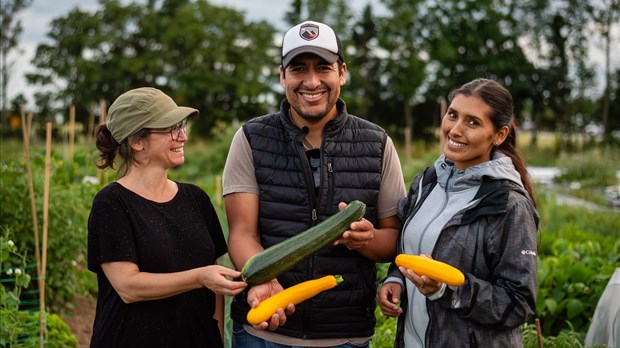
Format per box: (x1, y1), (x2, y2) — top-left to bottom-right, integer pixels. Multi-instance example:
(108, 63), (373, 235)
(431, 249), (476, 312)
(148, 119), (187, 141)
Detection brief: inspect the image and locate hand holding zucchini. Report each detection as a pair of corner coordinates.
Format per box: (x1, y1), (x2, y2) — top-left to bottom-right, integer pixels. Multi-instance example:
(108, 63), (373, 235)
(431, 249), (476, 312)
(246, 275), (343, 325)
(395, 254), (465, 286)
(241, 200), (366, 285)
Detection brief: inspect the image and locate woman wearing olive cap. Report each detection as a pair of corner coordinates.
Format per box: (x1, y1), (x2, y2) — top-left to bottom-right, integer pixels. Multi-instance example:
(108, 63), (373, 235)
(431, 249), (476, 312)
(87, 87), (246, 348)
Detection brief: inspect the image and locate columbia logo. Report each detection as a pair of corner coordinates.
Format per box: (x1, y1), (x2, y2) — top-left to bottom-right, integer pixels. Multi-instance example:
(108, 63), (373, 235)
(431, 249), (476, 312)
(521, 250), (537, 256)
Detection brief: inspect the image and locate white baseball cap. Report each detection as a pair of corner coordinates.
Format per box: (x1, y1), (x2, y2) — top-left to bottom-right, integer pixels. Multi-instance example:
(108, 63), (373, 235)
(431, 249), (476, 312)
(281, 21), (344, 69)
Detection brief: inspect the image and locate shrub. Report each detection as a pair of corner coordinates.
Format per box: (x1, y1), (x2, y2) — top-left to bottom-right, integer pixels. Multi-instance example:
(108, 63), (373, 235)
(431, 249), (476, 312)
(0, 231), (77, 347)
(0, 150), (100, 313)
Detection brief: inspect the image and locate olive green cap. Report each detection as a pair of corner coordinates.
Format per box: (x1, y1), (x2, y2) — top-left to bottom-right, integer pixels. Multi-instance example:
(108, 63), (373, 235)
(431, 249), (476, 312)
(107, 87), (199, 143)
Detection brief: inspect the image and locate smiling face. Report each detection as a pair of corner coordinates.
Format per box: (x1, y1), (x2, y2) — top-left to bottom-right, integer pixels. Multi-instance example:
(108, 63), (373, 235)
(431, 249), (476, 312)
(442, 94), (508, 169)
(280, 53), (346, 125)
(140, 126), (188, 169)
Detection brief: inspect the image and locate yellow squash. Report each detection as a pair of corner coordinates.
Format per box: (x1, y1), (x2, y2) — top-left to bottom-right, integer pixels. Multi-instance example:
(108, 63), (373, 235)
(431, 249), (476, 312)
(395, 254), (465, 286)
(246, 275), (343, 325)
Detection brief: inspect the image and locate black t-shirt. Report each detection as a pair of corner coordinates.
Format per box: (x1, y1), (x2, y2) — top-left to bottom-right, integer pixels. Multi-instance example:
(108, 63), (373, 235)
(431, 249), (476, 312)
(87, 182), (227, 348)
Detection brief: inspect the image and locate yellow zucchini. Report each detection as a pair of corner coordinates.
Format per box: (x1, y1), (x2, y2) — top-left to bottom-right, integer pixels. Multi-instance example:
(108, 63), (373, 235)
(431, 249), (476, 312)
(246, 275), (343, 325)
(395, 254), (465, 286)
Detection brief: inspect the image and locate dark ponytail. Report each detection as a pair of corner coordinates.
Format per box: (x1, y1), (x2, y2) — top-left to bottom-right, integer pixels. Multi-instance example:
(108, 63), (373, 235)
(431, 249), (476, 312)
(95, 124), (149, 179)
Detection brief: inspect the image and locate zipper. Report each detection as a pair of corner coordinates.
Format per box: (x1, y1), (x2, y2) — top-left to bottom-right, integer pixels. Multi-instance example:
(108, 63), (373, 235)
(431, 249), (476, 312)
(326, 159), (334, 207)
(294, 127), (317, 340)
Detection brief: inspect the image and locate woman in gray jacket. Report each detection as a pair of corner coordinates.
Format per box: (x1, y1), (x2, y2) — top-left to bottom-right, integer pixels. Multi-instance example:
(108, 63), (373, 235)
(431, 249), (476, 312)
(377, 78), (539, 347)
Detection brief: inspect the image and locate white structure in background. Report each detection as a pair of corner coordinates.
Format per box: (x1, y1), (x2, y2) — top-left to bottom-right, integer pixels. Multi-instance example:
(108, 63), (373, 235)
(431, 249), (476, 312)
(584, 267), (620, 348)
(527, 167), (562, 186)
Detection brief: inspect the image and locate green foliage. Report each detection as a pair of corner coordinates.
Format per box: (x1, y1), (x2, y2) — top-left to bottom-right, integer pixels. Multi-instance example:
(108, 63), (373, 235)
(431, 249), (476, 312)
(0, 231), (76, 347)
(555, 149), (620, 187)
(3, 311), (77, 348)
(1, 231), (33, 345)
(535, 193), (619, 336)
(372, 262), (398, 348)
(522, 322), (590, 348)
(173, 121), (238, 180)
(0, 148), (100, 313)
(538, 191), (620, 238)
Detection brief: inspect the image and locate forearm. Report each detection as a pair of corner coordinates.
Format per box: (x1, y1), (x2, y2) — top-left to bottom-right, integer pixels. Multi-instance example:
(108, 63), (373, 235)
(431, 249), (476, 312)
(102, 262), (205, 303)
(228, 231), (264, 270)
(357, 214), (400, 262)
(225, 192), (262, 271)
(356, 226), (398, 262)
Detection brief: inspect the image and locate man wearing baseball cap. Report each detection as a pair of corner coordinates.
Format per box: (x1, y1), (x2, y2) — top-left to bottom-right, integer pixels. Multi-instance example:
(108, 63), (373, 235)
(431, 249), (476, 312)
(224, 21), (406, 347)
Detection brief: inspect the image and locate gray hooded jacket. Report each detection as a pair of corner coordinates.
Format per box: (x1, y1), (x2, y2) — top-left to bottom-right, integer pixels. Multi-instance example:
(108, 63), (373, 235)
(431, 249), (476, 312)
(387, 154), (539, 347)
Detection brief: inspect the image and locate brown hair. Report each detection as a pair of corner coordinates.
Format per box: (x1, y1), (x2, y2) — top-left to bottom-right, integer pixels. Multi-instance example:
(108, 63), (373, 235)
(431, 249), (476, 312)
(448, 78), (536, 207)
(95, 124), (149, 179)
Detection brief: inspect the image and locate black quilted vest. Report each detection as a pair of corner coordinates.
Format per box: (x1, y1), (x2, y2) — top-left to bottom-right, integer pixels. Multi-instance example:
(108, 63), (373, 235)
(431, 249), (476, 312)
(230, 99), (386, 339)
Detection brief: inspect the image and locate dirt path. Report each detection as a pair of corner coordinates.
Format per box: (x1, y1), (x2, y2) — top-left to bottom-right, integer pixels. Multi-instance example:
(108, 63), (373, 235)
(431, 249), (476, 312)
(63, 295), (96, 348)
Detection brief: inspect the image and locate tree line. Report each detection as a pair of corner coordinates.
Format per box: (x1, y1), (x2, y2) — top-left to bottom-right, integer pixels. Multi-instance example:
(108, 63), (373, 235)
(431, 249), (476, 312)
(3, 0), (619, 144)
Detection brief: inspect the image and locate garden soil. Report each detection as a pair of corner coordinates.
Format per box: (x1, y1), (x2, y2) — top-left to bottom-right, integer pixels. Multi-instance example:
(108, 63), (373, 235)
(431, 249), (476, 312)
(63, 295), (96, 348)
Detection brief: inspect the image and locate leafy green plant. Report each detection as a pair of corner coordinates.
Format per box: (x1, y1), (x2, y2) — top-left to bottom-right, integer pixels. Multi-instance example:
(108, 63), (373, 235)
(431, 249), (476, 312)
(535, 208), (619, 336)
(0, 231), (76, 347)
(523, 322), (586, 348)
(1, 231), (33, 345)
(0, 150), (100, 313)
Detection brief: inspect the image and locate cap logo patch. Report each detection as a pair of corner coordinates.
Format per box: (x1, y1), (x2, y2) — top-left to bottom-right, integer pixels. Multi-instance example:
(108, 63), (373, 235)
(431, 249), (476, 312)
(300, 23), (319, 41)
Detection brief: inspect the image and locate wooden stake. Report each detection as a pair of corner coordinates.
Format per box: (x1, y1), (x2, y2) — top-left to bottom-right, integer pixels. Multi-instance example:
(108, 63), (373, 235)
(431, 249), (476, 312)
(99, 98), (107, 125)
(19, 107), (41, 278)
(19, 106), (45, 346)
(404, 127), (411, 161)
(100, 99), (109, 185)
(215, 175), (222, 206)
(536, 318), (543, 348)
(88, 106), (95, 138)
(69, 105), (75, 163)
(40, 122), (53, 346)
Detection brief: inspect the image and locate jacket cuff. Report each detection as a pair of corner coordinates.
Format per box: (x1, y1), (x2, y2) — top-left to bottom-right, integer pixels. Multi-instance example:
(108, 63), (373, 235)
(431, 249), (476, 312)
(427, 283), (447, 301)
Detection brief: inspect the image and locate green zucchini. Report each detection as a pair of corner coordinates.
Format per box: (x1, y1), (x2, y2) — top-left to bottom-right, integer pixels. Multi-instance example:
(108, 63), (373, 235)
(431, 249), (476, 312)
(241, 200), (366, 286)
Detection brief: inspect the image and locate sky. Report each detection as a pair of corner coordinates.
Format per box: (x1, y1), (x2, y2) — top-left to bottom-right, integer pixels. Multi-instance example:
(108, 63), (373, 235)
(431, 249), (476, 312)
(7, 0), (617, 109)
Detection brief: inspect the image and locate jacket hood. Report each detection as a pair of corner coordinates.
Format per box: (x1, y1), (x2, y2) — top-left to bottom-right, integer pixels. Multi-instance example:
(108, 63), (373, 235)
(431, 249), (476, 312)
(434, 151), (523, 192)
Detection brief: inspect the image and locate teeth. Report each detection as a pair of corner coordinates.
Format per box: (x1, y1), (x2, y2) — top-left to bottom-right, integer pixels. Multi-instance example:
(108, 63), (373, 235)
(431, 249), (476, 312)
(171, 147), (184, 153)
(301, 91), (324, 99)
(448, 138), (466, 147)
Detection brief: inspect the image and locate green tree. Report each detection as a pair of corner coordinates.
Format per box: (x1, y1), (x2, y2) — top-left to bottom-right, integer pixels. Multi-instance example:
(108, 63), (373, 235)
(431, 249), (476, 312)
(26, 0), (277, 135)
(0, 0), (33, 119)
(376, 0), (427, 157)
(520, 0), (596, 149)
(590, 0), (620, 141)
(345, 5), (394, 127)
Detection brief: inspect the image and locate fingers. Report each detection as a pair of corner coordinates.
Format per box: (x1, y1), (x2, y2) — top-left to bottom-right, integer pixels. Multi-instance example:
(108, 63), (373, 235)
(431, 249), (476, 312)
(377, 283), (403, 317)
(251, 307), (289, 331)
(398, 266), (440, 295)
(333, 221), (374, 249)
(217, 266), (242, 278)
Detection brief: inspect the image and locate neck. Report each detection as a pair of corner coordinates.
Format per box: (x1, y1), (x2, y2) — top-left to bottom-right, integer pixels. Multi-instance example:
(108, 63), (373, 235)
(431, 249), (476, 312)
(289, 108), (339, 149)
(118, 166), (176, 202)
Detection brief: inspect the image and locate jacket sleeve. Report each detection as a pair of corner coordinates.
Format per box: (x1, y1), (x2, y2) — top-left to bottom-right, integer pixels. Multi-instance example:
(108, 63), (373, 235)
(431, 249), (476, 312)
(438, 192), (539, 330)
